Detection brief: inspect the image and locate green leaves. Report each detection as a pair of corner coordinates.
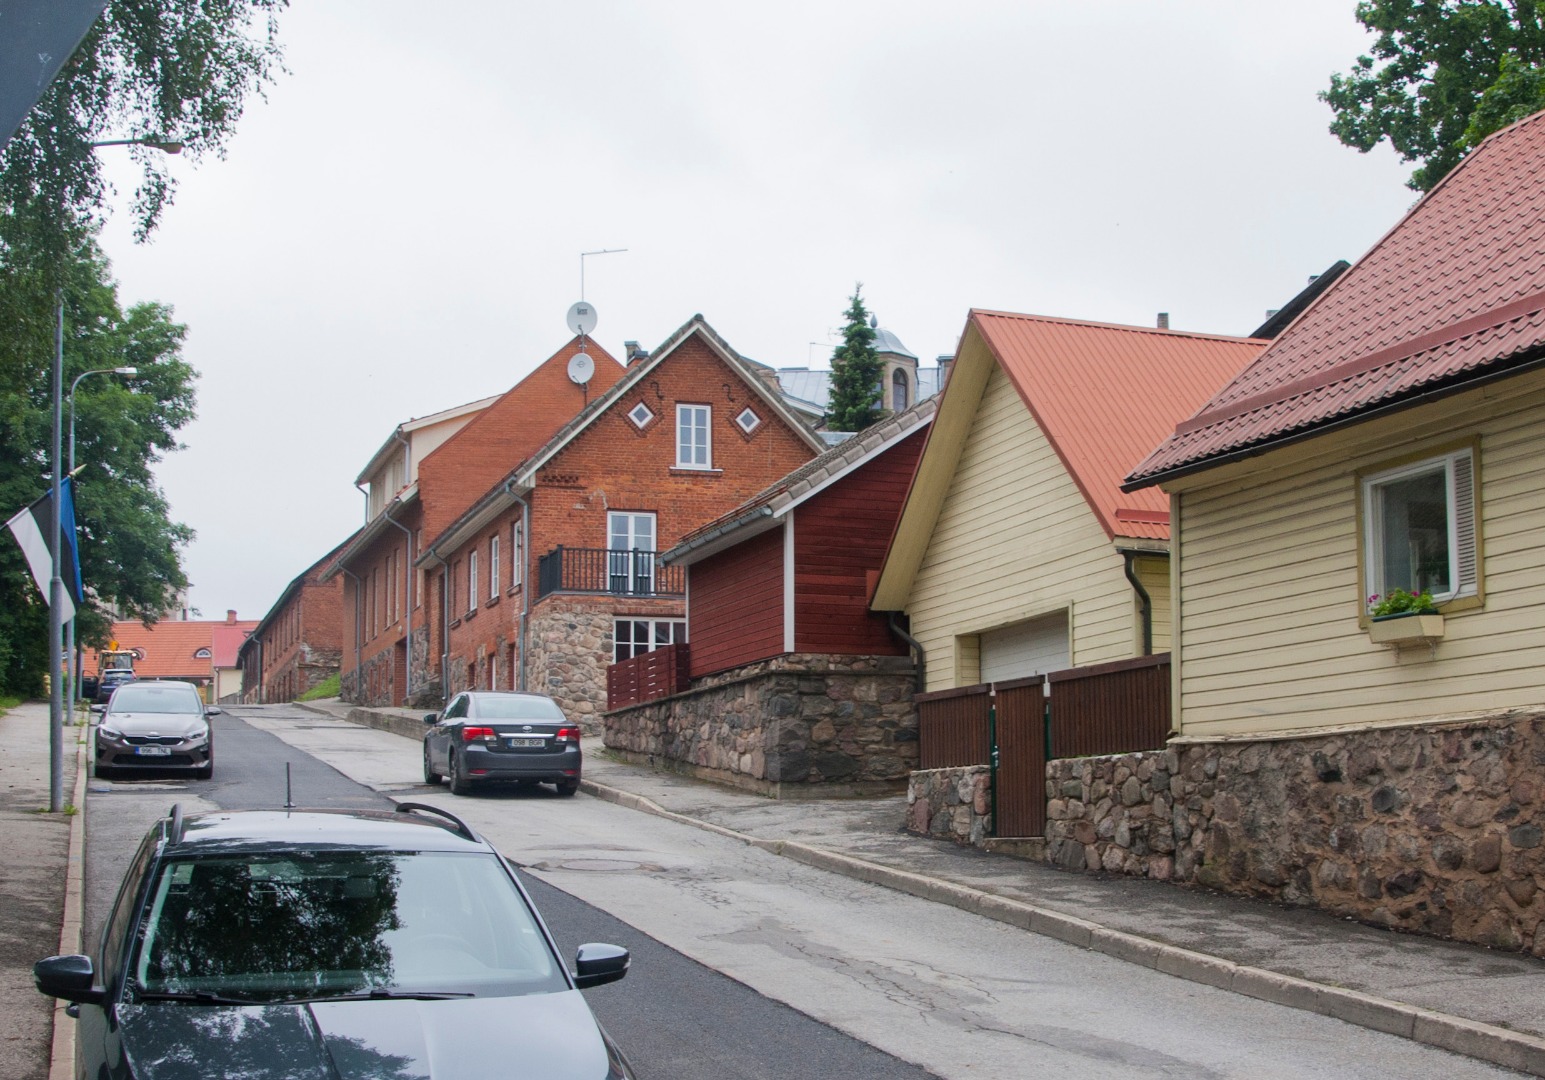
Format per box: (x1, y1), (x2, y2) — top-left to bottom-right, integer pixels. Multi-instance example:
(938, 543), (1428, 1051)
(826, 284), (884, 433)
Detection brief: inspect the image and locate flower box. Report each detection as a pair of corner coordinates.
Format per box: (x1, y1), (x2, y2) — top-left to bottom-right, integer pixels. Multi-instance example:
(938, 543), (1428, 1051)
(1368, 611), (1444, 646)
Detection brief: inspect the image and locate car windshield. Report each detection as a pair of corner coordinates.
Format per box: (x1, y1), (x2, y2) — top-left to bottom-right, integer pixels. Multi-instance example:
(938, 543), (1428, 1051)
(127, 850), (565, 1003)
(471, 696), (565, 721)
(110, 686), (200, 713)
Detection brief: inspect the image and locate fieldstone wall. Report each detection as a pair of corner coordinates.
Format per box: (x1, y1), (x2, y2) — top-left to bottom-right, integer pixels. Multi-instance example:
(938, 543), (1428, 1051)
(604, 654), (918, 796)
(1043, 707), (1545, 956)
(526, 605), (615, 732)
(907, 766), (992, 846)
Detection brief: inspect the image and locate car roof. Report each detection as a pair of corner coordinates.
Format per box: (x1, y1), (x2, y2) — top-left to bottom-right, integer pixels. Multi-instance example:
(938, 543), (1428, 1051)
(166, 808), (491, 856)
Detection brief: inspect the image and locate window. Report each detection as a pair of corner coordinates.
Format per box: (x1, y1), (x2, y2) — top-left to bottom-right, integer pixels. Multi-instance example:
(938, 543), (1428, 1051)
(511, 520), (524, 588)
(608, 512), (657, 595)
(628, 401), (654, 429)
(676, 404), (711, 468)
(193, 647), (212, 660)
(614, 618), (686, 663)
(467, 550), (479, 612)
(735, 407), (762, 435)
(489, 535), (500, 598)
(892, 369), (909, 411)
(1362, 446), (1478, 607)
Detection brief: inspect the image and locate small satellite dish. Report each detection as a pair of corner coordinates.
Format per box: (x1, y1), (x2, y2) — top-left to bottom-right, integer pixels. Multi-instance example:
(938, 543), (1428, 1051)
(567, 301), (599, 337)
(567, 352), (595, 385)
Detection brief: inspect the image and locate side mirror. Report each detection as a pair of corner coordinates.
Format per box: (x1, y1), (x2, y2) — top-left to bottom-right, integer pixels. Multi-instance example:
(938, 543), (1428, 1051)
(206, 706), (223, 716)
(423, 714), (439, 726)
(573, 943), (629, 989)
(34, 954), (103, 1005)
(89, 704), (105, 715)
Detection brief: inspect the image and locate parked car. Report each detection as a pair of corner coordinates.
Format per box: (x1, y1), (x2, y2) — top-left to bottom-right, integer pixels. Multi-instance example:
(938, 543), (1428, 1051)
(34, 803), (635, 1080)
(94, 667), (137, 704)
(423, 691), (583, 797)
(93, 680), (217, 780)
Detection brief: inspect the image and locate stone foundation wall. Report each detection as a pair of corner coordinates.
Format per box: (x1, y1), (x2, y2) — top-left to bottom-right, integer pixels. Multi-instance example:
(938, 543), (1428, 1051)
(526, 605), (615, 732)
(1043, 707), (1545, 955)
(907, 766), (992, 846)
(604, 654), (918, 795)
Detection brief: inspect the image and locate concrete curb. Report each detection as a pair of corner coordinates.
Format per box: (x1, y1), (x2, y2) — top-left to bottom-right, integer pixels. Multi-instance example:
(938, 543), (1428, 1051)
(48, 730), (88, 1080)
(580, 776), (1545, 1077)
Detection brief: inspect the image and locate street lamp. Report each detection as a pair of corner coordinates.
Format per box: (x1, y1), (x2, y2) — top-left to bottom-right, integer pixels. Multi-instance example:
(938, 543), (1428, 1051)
(64, 366), (137, 708)
(46, 136), (176, 811)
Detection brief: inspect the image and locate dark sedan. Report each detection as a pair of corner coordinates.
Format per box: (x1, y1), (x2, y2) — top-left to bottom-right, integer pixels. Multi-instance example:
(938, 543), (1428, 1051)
(93, 680), (217, 780)
(35, 803), (634, 1079)
(423, 691), (582, 797)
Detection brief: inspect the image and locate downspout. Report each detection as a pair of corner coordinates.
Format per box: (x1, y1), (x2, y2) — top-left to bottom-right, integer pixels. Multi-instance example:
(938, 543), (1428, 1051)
(886, 613), (926, 695)
(1122, 551), (1154, 657)
(387, 429), (415, 701)
(503, 481), (532, 692)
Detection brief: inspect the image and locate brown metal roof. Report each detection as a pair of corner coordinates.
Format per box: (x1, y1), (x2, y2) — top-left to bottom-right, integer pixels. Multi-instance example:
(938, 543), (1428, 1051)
(1128, 109), (1545, 488)
(971, 311), (1265, 540)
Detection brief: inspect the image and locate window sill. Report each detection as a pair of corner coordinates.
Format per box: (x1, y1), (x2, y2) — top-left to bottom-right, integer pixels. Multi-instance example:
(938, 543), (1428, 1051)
(486, 595), (500, 609)
(463, 609), (477, 622)
(670, 467), (723, 476)
(507, 584), (523, 597)
(449, 618), (461, 629)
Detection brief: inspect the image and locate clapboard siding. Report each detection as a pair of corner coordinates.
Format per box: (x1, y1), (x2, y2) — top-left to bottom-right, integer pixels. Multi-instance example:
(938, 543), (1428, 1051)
(687, 525), (785, 677)
(909, 365), (1147, 691)
(793, 428), (924, 654)
(1171, 367), (1545, 737)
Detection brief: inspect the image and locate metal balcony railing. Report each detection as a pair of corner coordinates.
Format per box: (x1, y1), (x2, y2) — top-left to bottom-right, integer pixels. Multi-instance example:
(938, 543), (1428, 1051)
(536, 546), (685, 600)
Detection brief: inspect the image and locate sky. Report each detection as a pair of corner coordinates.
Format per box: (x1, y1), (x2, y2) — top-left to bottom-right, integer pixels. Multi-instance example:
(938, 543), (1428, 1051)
(91, 0), (1419, 624)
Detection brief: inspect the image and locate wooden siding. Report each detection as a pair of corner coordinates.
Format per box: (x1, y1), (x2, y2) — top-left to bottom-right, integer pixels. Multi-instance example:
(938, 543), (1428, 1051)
(908, 365), (1147, 691)
(793, 428), (924, 655)
(1169, 366), (1545, 738)
(687, 525), (785, 677)
(1135, 555), (1171, 653)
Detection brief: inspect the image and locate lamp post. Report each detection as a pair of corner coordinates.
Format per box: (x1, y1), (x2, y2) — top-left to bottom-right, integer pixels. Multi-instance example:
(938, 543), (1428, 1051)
(46, 136), (179, 812)
(64, 366), (137, 709)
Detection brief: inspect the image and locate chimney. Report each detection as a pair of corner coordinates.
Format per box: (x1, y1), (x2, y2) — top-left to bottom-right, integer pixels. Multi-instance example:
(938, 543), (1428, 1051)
(936, 354), (955, 386)
(226, 610), (236, 624)
(1157, 313), (1170, 330)
(624, 340), (649, 365)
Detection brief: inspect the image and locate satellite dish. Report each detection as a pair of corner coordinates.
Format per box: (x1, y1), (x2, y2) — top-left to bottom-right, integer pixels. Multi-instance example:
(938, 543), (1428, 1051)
(566, 301), (599, 337)
(567, 352), (595, 385)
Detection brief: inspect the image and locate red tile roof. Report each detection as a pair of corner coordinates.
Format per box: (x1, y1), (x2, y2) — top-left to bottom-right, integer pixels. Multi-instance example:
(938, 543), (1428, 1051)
(971, 311), (1265, 540)
(84, 618), (259, 681)
(1128, 109), (1545, 488)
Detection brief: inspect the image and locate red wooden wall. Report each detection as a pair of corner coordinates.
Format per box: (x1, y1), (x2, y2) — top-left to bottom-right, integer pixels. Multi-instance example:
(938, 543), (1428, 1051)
(687, 526), (784, 678)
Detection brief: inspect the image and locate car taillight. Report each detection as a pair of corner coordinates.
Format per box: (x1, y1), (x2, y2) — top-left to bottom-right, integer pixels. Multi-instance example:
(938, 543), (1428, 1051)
(556, 727), (580, 743)
(462, 726), (496, 741)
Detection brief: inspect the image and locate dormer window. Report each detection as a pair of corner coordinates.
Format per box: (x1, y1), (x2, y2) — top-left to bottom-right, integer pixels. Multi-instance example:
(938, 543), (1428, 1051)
(194, 647), (212, 660)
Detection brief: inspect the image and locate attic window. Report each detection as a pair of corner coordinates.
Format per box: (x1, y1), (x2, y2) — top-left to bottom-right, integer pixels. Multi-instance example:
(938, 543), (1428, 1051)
(628, 402), (654, 429)
(735, 407), (762, 435)
(194, 647), (212, 659)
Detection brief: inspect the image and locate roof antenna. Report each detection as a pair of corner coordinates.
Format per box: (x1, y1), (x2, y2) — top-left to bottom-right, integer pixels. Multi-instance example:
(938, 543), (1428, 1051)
(567, 248), (627, 406)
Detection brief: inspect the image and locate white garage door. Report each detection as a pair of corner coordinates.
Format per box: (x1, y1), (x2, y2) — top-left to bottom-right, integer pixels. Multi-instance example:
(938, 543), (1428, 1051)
(980, 610), (1069, 683)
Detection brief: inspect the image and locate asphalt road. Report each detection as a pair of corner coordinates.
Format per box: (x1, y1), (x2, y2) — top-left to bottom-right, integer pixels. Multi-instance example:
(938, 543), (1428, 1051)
(82, 710), (940, 1080)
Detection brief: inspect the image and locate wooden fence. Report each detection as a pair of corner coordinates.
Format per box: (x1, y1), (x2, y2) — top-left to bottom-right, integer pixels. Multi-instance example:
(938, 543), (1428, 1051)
(606, 644), (691, 710)
(915, 684), (993, 769)
(1047, 653), (1171, 759)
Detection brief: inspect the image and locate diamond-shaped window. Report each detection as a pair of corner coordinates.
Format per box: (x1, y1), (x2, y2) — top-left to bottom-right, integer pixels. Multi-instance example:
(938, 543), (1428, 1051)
(735, 407), (762, 434)
(628, 402), (654, 429)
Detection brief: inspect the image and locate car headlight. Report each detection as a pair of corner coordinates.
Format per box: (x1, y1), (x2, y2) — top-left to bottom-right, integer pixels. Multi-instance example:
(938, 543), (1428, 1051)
(98, 726), (122, 741)
(186, 727), (209, 744)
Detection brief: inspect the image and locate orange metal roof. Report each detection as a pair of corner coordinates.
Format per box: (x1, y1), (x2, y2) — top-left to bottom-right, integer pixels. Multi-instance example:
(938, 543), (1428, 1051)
(1129, 108), (1545, 486)
(84, 618), (258, 680)
(971, 311), (1265, 540)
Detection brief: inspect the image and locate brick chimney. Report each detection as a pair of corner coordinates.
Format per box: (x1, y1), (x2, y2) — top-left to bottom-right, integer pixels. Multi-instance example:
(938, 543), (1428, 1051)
(624, 340), (649, 365)
(226, 610), (237, 624)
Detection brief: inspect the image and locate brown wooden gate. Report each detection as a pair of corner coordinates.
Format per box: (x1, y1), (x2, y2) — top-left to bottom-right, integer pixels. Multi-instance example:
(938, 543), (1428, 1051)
(992, 676), (1047, 837)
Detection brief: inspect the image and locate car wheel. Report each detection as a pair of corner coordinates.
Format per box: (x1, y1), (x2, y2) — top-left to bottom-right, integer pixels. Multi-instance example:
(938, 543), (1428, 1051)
(195, 760), (213, 781)
(423, 743), (442, 785)
(555, 778), (579, 797)
(448, 750), (470, 796)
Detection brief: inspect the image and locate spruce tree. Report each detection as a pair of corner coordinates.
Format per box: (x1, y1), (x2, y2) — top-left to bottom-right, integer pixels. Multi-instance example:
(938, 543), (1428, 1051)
(826, 285), (883, 431)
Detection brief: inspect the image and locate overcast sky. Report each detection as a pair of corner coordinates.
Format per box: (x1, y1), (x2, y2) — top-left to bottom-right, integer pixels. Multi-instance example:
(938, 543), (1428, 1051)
(93, 1), (1416, 624)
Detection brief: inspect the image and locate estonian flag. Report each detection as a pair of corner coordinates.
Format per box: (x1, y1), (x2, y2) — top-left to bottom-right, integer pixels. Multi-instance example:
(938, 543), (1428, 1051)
(6, 478), (83, 622)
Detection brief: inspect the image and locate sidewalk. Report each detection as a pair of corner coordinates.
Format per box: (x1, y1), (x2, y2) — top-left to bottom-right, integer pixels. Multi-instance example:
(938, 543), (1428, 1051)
(306, 698), (1545, 1077)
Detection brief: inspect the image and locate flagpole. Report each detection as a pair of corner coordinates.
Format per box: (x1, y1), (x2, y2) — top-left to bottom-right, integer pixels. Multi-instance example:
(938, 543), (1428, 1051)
(49, 295), (65, 813)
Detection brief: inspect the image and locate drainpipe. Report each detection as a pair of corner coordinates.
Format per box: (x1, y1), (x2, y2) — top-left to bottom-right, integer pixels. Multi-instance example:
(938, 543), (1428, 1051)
(886, 613), (926, 695)
(504, 481), (532, 692)
(339, 567), (364, 701)
(1122, 551), (1154, 656)
(386, 431), (416, 702)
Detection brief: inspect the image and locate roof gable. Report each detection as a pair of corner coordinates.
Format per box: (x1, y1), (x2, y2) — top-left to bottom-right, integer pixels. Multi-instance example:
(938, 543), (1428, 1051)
(87, 619), (259, 679)
(1129, 109), (1545, 488)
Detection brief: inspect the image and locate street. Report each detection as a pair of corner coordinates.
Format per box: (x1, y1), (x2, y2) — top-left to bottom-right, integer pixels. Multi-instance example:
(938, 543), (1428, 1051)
(81, 706), (1527, 1080)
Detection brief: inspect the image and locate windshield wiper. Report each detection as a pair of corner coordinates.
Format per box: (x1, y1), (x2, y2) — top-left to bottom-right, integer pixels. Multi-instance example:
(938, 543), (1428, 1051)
(291, 989), (475, 1003)
(136, 990), (262, 1005)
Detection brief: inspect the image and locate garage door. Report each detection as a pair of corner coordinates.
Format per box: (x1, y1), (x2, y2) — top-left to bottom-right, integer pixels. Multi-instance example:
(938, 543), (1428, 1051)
(980, 610), (1068, 683)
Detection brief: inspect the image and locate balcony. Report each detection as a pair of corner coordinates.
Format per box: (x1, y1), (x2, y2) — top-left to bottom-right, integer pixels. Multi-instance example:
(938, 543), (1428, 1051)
(536, 546), (685, 600)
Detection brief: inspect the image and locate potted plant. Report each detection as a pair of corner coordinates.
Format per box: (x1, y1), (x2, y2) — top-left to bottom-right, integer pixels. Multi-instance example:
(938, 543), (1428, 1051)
(1366, 588), (1444, 645)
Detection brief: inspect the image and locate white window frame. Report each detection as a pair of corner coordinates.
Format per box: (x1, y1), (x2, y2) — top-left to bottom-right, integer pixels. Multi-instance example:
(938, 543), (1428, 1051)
(1361, 445), (1478, 609)
(676, 404), (712, 469)
(613, 618), (686, 664)
(628, 401), (655, 429)
(488, 534), (500, 599)
(608, 512), (657, 595)
(735, 406), (762, 434)
(511, 519), (524, 588)
(467, 549), (479, 613)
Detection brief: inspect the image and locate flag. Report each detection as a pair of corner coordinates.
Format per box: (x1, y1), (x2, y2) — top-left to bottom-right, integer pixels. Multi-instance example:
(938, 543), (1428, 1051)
(6, 478), (82, 622)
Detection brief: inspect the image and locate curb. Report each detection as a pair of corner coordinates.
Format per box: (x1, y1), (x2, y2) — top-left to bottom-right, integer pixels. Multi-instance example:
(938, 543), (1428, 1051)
(48, 730), (89, 1080)
(580, 776), (1545, 1077)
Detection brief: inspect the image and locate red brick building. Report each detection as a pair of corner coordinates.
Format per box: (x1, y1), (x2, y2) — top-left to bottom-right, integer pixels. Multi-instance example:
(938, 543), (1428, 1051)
(419, 316), (826, 727)
(239, 533), (355, 703)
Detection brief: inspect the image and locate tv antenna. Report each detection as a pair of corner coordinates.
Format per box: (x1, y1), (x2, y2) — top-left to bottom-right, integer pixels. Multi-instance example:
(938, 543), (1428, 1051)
(566, 248), (626, 404)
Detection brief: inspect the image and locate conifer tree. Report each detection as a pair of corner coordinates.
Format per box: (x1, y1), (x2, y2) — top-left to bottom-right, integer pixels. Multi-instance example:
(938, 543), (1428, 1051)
(826, 285), (883, 432)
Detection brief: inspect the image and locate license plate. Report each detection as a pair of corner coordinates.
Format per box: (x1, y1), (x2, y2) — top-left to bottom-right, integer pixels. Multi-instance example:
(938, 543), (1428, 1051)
(507, 737), (544, 748)
(134, 746), (172, 757)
